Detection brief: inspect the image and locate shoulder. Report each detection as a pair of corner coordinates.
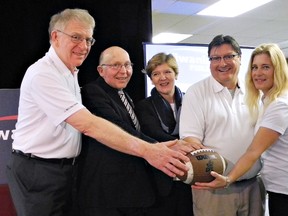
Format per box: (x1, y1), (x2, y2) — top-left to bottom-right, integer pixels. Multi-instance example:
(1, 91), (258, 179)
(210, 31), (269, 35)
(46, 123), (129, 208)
(185, 77), (211, 97)
(82, 78), (106, 93)
(135, 97), (154, 113)
(81, 80), (111, 108)
(135, 97), (152, 108)
(136, 96), (152, 105)
(277, 93), (288, 104)
(267, 94), (288, 112)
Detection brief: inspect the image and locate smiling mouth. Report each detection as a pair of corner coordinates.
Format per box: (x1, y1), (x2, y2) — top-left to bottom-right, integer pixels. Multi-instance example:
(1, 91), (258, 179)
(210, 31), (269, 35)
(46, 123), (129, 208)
(159, 82), (169, 86)
(254, 78), (267, 83)
(218, 67), (231, 72)
(117, 77), (128, 81)
(73, 51), (86, 56)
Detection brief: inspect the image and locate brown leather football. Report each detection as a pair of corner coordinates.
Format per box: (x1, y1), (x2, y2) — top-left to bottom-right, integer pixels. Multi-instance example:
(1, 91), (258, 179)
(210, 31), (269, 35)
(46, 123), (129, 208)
(176, 149), (227, 185)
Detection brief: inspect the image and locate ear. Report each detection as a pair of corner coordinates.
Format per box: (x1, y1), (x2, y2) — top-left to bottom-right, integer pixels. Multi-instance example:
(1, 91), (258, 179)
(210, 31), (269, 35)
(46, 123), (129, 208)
(97, 66), (104, 77)
(50, 31), (58, 42)
(50, 31), (60, 46)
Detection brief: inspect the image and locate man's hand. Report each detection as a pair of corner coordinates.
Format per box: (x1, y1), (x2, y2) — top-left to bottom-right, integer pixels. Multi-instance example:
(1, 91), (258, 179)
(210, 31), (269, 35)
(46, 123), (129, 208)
(182, 137), (205, 152)
(192, 171), (228, 189)
(168, 139), (204, 155)
(143, 140), (190, 177)
(168, 139), (193, 154)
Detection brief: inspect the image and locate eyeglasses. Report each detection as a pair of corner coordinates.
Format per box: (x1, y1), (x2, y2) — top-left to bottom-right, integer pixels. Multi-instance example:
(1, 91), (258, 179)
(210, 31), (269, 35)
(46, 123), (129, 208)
(101, 63), (133, 71)
(209, 54), (239, 63)
(56, 30), (95, 46)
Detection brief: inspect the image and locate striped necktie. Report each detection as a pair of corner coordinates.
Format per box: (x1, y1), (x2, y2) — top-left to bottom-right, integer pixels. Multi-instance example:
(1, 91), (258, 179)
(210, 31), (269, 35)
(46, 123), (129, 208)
(118, 90), (140, 131)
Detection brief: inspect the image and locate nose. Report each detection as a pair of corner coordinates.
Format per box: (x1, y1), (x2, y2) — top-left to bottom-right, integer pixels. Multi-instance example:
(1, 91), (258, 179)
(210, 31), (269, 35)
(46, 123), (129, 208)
(219, 57), (227, 66)
(254, 69), (264, 75)
(120, 65), (126, 70)
(159, 73), (167, 80)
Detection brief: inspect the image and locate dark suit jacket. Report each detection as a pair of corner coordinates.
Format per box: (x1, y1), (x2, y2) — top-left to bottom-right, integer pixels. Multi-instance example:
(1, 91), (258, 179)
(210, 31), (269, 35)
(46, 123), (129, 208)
(134, 92), (193, 215)
(135, 97), (178, 197)
(77, 77), (156, 210)
(135, 97), (179, 142)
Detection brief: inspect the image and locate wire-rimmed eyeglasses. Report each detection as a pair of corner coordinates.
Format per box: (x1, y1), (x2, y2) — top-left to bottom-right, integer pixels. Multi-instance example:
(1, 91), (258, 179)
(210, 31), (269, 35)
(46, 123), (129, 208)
(209, 54), (239, 63)
(101, 63), (133, 71)
(56, 30), (95, 46)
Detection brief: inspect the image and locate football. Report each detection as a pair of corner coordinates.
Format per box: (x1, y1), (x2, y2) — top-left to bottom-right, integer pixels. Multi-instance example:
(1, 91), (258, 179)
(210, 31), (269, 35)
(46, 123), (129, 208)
(176, 149), (227, 185)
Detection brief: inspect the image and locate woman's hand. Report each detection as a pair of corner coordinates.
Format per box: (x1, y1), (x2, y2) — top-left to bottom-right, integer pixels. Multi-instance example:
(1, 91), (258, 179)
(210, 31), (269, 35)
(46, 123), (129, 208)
(192, 171), (230, 189)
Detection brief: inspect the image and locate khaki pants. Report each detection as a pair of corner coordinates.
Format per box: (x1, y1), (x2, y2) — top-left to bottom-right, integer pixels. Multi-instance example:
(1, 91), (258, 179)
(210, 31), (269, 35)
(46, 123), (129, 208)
(192, 176), (266, 216)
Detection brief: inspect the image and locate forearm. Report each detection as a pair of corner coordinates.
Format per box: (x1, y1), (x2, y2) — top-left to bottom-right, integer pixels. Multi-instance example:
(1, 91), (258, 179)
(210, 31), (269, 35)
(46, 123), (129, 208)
(67, 108), (190, 177)
(227, 152), (259, 183)
(89, 117), (150, 157)
(70, 109), (150, 157)
(228, 128), (279, 182)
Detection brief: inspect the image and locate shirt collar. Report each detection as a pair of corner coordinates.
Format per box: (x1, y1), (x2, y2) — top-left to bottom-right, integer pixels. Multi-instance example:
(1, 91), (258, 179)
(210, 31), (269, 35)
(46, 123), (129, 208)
(210, 76), (244, 94)
(47, 46), (78, 76)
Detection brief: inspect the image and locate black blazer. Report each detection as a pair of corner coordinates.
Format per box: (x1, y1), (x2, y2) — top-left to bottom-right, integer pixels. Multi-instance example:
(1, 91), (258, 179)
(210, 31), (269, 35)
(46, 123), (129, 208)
(135, 97), (179, 142)
(77, 77), (156, 210)
(134, 89), (193, 216)
(135, 97), (178, 197)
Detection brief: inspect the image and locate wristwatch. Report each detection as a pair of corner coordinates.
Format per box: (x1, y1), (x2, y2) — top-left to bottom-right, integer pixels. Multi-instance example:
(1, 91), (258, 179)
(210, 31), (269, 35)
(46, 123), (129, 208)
(224, 176), (231, 188)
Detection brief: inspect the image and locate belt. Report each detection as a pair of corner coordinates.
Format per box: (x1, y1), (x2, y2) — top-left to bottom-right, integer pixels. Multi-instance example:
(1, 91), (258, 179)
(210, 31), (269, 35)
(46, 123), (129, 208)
(234, 176), (257, 184)
(12, 149), (77, 165)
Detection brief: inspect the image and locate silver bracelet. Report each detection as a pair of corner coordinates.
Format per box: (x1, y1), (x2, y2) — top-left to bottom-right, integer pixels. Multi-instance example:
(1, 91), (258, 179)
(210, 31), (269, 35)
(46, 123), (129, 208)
(224, 176), (231, 188)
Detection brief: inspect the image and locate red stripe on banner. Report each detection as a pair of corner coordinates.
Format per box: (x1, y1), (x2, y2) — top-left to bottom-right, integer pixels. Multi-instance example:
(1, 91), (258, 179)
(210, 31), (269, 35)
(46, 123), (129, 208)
(0, 115), (18, 121)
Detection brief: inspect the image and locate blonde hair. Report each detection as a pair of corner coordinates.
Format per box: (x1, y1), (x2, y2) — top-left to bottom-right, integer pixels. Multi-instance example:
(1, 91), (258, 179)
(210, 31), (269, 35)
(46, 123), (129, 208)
(245, 43), (288, 123)
(144, 53), (179, 78)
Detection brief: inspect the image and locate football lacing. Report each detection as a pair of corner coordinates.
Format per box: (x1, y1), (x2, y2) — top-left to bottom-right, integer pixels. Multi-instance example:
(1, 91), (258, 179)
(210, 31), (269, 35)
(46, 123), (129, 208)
(191, 148), (215, 155)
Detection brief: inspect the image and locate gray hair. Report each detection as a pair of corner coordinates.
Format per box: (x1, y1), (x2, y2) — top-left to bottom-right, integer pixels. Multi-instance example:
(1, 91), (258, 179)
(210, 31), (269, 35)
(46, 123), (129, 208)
(48, 8), (95, 40)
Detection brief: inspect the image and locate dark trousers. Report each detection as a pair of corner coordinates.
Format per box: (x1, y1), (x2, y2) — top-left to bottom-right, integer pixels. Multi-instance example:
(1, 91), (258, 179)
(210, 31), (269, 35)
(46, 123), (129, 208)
(146, 181), (193, 216)
(81, 207), (149, 216)
(268, 191), (288, 216)
(80, 181), (192, 216)
(6, 153), (77, 216)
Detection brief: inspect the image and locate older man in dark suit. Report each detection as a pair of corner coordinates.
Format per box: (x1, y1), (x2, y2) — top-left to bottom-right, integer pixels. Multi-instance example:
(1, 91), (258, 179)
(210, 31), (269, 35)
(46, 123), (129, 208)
(77, 46), (193, 216)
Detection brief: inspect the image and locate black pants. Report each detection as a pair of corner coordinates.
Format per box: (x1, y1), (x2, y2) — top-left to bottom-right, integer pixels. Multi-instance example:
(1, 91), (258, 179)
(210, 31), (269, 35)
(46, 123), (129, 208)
(267, 191), (288, 216)
(145, 181), (193, 216)
(79, 181), (193, 216)
(81, 207), (149, 216)
(6, 153), (77, 216)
